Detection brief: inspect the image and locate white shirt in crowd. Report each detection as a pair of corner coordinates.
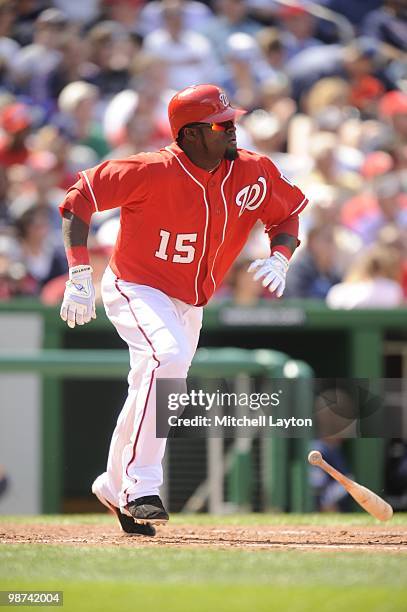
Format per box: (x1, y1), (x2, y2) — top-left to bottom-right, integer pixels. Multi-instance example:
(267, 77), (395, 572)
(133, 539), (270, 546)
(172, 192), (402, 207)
(143, 29), (218, 91)
(138, 0), (212, 36)
(52, 0), (100, 23)
(326, 278), (404, 310)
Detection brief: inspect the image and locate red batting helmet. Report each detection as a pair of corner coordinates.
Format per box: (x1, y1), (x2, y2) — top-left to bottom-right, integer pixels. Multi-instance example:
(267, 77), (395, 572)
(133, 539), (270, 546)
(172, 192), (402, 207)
(168, 84), (246, 139)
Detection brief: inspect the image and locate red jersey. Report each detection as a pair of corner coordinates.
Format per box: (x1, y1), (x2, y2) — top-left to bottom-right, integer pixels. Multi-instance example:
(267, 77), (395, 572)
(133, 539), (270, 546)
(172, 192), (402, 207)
(60, 143), (308, 306)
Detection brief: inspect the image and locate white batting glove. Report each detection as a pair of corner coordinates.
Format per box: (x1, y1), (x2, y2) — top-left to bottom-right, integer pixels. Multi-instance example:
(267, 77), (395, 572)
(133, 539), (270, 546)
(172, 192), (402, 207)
(248, 251), (289, 298)
(60, 265), (96, 328)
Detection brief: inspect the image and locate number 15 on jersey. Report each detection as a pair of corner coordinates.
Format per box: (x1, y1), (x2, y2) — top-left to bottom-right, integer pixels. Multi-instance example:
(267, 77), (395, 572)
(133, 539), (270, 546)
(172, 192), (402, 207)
(155, 230), (198, 264)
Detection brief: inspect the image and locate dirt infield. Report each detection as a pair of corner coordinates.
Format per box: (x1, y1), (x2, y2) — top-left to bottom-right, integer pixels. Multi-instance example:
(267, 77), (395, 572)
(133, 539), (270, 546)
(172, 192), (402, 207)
(1, 521), (406, 552)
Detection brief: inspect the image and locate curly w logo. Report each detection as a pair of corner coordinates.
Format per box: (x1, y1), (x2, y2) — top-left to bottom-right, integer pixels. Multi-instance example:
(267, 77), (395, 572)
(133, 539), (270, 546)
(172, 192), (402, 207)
(235, 177), (267, 217)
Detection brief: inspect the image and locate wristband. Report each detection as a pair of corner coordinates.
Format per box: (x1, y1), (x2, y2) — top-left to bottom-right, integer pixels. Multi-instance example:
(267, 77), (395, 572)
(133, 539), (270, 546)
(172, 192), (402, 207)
(270, 245), (292, 261)
(66, 246), (90, 268)
(69, 264), (93, 279)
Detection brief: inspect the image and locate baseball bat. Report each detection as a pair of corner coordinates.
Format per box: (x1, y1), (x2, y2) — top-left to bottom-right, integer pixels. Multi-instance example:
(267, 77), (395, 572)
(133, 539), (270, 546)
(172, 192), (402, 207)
(308, 450), (393, 521)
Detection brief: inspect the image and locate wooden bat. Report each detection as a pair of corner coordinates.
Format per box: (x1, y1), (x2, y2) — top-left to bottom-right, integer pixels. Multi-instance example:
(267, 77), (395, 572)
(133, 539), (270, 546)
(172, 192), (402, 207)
(308, 450), (393, 521)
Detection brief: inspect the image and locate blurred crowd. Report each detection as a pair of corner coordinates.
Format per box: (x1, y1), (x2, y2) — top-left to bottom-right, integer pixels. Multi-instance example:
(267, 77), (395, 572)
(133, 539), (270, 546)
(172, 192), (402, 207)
(0, 0), (406, 308)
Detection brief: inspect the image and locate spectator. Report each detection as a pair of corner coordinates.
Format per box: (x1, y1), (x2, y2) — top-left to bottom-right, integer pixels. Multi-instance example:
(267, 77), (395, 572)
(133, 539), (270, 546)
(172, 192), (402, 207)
(103, 89), (139, 151)
(128, 52), (174, 138)
(56, 81), (110, 159)
(286, 37), (396, 106)
(386, 141), (407, 172)
(0, 0), (14, 38)
(256, 27), (287, 73)
(258, 74), (297, 127)
(12, 1), (47, 47)
(379, 90), (407, 145)
(65, 144), (99, 182)
(0, 101), (32, 167)
(243, 109), (286, 156)
(298, 185), (363, 277)
(284, 224), (341, 298)
(103, 0), (147, 34)
(106, 90), (170, 156)
(143, 0), (218, 91)
(341, 173), (407, 243)
(221, 32), (273, 109)
(304, 77), (351, 119)
(302, 131), (362, 194)
(199, 0), (261, 64)
(12, 8), (69, 102)
(85, 20), (131, 99)
(4, 162), (31, 204)
(138, 0), (212, 37)
(45, 28), (90, 102)
(227, 258), (264, 305)
(244, 105), (307, 180)
(14, 206), (67, 293)
(29, 124), (77, 189)
(0, 0), (20, 76)
(309, 132), (341, 186)
(326, 244), (403, 309)
(351, 79), (387, 120)
(277, 2), (322, 60)
(53, 0), (101, 26)
(361, 0), (407, 52)
(376, 224), (407, 298)
(7, 150), (66, 244)
(0, 234), (36, 298)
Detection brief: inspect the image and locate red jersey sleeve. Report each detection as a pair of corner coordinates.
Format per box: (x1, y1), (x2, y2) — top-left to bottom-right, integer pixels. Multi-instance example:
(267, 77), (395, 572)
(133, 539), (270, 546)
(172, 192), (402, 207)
(59, 157), (149, 225)
(259, 159), (308, 238)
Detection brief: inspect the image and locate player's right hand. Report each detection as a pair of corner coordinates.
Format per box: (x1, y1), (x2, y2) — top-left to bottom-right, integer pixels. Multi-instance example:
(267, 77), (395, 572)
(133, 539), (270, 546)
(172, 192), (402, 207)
(60, 265), (96, 328)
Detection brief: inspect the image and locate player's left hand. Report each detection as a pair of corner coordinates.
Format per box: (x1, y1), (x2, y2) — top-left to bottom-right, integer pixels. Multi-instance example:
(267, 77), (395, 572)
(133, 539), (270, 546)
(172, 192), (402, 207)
(248, 251), (289, 298)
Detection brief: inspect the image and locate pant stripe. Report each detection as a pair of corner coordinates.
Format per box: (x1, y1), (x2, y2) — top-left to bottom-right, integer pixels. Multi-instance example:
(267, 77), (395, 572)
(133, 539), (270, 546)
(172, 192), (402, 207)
(114, 279), (161, 504)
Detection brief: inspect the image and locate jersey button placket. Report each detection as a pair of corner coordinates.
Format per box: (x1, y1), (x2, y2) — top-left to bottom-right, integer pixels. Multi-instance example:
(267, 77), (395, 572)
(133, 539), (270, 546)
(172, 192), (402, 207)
(208, 177), (221, 215)
(205, 178), (224, 297)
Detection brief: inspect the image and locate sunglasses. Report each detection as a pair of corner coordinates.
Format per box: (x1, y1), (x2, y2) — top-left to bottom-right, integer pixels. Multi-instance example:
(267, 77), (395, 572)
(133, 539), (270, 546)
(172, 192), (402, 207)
(185, 121), (234, 132)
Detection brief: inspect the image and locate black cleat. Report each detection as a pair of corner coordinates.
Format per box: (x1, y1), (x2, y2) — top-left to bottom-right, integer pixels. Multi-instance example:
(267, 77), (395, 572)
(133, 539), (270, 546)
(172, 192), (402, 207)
(127, 495), (169, 524)
(92, 484), (156, 536)
(110, 504), (156, 536)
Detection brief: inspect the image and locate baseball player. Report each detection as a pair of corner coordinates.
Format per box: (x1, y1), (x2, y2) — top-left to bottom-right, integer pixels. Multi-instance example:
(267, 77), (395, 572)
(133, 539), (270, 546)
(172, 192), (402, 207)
(59, 84), (308, 536)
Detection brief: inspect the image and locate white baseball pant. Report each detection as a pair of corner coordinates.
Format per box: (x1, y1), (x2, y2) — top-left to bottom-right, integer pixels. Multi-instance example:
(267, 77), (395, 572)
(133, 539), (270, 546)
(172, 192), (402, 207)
(92, 267), (203, 511)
